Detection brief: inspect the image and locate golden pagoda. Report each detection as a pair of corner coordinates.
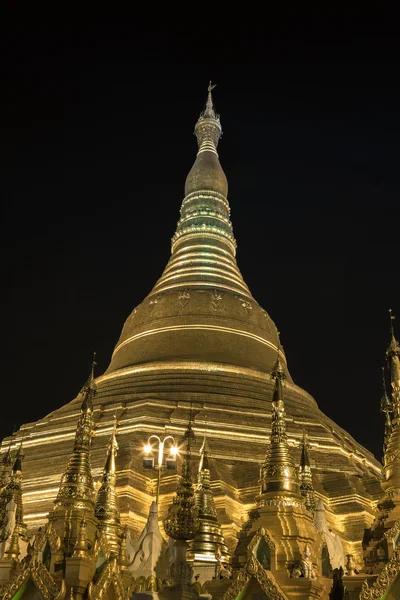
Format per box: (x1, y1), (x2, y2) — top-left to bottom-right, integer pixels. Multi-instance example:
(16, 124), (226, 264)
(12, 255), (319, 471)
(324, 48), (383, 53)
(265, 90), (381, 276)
(0, 84), (390, 598)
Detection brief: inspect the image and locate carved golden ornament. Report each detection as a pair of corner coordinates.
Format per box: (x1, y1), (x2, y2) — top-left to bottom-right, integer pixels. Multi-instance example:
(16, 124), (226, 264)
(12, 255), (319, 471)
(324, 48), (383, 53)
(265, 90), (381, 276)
(164, 436), (199, 540)
(93, 529), (113, 560)
(34, 522), (61, 555)
(359, 545), (400, 599)
(87, 558), (131, 600)
(247, 529), (276, 559)
(134, 576), (146, 593)
(1, 563), (66, 600)
(384, 519), (400, 542)
(221, 556), (288, 600)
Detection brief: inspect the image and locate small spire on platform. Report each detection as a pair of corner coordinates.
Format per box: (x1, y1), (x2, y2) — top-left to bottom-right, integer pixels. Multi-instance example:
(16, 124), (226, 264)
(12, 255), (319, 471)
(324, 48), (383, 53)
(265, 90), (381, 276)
(299, 432), (316, 513)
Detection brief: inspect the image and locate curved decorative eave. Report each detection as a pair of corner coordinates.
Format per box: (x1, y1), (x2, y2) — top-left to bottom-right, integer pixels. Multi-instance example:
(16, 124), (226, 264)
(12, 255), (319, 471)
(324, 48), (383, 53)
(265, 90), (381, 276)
(220, 555), (289, 600)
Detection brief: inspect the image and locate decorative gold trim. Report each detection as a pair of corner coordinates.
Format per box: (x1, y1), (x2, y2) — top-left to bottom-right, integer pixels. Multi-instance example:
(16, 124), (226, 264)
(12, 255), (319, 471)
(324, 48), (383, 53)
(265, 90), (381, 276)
(112, 324), (282, 359)
(247, 527), (276, 559)
(1, 563), (65, 600)
(221, 556), (288, 600)
(359, 545), (400, 599)
(384, 519), (400, 543)
(87, 558), (132, 600)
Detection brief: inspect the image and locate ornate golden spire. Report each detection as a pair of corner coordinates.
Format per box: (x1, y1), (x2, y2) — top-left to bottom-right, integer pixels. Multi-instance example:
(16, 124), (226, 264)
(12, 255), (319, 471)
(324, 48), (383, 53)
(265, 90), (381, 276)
(94, 418), (121, 554)
(164, 415), (199, 541)
(107, 84), (284, 380)
(168, 81), (238, 273)
(188, 435), (230, 564)
(386, 310), (400, 412)
(55, 361), (96, 509)
(381, 366), (393, 454)
(299, 432), (316, 513)
(258, 355), (300, 504)
(4, 446), (26, 533)
(382, 311), (400, 495)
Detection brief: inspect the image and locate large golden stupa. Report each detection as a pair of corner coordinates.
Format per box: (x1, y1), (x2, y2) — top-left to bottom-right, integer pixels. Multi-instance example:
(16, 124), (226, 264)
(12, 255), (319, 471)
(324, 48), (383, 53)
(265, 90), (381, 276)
(1, 86), (383, 568)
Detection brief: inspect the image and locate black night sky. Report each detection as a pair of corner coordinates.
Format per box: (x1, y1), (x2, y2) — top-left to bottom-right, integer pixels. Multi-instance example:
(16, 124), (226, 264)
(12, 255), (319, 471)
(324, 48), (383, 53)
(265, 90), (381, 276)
(1, 20), (399, 462)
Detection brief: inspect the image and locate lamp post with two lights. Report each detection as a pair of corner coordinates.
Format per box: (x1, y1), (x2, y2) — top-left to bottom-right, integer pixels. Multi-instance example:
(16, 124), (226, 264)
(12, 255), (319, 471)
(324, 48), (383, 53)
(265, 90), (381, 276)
(143, 434), (179, 505)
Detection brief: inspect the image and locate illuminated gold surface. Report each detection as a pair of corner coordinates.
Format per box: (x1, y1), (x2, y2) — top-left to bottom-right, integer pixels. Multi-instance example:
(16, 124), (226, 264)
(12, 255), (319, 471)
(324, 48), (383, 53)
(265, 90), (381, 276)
(187, 436), (230, 565)
(0, 88), (386, 597)
(258, 357), (300, 503)
(94, 423), (122, 555)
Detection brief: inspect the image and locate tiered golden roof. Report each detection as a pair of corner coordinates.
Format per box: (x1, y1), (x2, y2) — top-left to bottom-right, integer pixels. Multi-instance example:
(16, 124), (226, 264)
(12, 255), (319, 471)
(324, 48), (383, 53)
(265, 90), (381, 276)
(187, 436), (230, 564)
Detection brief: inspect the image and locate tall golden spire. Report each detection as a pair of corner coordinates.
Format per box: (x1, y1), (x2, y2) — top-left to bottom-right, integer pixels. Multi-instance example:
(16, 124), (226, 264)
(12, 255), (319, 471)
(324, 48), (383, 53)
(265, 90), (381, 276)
(164, 415), (199, 541)
(107, 84), (284, 380)
(380, 366), (393, 455)
(94, 418), (121, 555)
(153, 82), (246, 296)
(188, 435), (230, 564)
(258, 354), (300, 504)
(55, 359), (96, 509)
(386, 309), (400, 414)
(298, 432), (316, 513)
(382, 311), (400, 495)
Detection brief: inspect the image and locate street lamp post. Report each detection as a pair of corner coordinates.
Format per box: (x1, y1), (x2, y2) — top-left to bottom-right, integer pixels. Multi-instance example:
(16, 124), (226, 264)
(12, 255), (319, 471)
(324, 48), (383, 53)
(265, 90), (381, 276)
(143, 434), (179, 505)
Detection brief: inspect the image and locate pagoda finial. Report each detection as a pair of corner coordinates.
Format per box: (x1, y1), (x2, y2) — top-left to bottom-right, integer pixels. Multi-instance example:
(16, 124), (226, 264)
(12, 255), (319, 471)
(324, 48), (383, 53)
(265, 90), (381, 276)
(389, 308), (396, 341)
(299, 432), (316, 513)
(80, 353), (97, 414)
(164, 413), (199, 541)
(94, 417), (121, 554)
(192, 82), (222, 158)
(258, 348), (300, 504)
(55, 365), (96, 510)
(202, 81), (218, 120)
(198, 434), (210, 473)
(386, 310), (400, 413)
(271, 337), (286, 383)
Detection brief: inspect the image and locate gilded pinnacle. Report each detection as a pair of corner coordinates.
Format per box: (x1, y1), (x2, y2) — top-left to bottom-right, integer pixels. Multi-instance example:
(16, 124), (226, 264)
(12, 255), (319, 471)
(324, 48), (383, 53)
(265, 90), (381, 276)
(188, 435), (230, 564)
(164, 418), (199, 541)
(80, 353), (97, 414)
(94, 421), (121, 554)
(299, 433), (316, 513)
(3, 444), (26, 535)
(55, 365), (95, 509)
(259, 359), (300, 503)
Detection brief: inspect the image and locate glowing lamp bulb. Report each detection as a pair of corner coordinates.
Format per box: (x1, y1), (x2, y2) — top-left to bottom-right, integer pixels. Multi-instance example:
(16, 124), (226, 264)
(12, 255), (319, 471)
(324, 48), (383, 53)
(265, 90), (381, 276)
(170, 445), (179, 456)
(144, 444), (152, 454)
